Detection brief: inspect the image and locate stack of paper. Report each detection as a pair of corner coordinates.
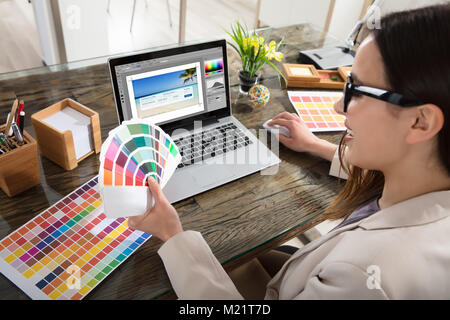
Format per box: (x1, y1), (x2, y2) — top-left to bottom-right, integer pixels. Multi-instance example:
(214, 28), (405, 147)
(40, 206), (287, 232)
(42, 107), (93, 159)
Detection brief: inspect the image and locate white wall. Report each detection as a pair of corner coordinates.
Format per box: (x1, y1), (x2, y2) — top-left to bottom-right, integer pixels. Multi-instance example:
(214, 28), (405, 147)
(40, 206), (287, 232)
(327, 0), (365, 40)
(379, 0), (448, 14)
(259, 0), (332, 29)
(329, 0), (449, 41)
(15, 0), (36, 25)
(0, 0), (43, 72)
(32, 0), (450, 65)
(259, 0), (449, 43)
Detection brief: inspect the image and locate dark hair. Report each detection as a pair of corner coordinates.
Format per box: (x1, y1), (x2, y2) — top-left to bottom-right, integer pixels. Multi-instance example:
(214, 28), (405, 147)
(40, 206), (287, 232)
(373, 3), (450, 175)
(322, 4), (450, 221)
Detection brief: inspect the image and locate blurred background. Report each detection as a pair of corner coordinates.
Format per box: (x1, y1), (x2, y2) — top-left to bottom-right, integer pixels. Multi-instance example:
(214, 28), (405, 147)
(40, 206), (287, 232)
(0, 0), (445, 74)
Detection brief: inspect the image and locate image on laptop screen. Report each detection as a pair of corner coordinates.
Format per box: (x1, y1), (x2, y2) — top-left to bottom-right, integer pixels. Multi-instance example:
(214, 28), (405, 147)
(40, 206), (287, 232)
(110, 41), (228, 126)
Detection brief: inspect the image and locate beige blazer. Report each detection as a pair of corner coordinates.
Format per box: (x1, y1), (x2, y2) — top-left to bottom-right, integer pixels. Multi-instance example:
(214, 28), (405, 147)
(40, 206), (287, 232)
(158, 150), (450, 299)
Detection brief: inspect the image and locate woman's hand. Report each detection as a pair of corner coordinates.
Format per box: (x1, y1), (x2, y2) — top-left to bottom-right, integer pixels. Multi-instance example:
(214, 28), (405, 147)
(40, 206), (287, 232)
(268, 112), (338, 161)
(128, 177), (183, 242)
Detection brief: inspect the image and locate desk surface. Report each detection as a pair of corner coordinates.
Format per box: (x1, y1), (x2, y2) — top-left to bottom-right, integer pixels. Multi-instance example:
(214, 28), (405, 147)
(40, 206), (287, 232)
(0, 24), (344, 299)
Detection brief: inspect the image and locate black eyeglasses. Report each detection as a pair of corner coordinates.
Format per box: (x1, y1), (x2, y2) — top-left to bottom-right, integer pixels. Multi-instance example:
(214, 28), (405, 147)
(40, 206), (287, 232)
(343, 75), (424, 113)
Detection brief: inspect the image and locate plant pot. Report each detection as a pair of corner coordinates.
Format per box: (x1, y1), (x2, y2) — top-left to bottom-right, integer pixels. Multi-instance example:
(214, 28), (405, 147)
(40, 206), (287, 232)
(238, 70), (259, 94)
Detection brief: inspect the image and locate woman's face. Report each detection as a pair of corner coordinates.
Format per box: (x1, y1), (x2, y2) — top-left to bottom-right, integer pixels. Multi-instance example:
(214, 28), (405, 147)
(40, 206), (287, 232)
(334, 36), (416, 172)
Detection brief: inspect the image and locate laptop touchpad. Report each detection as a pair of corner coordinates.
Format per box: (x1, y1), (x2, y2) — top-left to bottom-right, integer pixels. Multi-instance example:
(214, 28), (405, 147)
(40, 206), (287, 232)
(192, 166), (236, 188)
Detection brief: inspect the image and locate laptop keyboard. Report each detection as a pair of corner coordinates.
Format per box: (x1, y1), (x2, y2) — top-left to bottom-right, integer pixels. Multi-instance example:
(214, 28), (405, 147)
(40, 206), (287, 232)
(173, 123), (253, 168)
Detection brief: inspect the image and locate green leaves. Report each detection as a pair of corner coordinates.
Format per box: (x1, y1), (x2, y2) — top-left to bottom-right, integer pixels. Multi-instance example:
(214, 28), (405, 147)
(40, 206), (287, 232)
(225, 21), (285, 80)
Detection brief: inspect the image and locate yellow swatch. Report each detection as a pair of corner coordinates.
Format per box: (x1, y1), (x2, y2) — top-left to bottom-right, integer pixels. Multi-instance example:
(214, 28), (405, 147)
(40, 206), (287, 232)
(23, 269), (35, 279)
(49, 290), (62, 300)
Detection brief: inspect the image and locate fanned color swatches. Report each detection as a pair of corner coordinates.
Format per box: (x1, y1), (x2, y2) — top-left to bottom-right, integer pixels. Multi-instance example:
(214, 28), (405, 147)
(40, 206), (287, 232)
(99, 120), (181, 218)
(288, 91), (346, 132)
(0, 176), (151, 300)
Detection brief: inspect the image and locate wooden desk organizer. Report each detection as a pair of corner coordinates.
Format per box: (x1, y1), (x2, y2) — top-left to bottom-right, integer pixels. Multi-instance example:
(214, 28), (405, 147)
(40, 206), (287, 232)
(282, 63), (352, 89)
(31, 98), (102, 170)
(0, 125), (41, 197)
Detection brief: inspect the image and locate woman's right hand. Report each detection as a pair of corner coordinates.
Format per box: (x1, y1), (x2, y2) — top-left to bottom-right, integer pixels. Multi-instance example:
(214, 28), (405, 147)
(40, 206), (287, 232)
(128, 177), (183, 242)
(268, 112), (338, 161)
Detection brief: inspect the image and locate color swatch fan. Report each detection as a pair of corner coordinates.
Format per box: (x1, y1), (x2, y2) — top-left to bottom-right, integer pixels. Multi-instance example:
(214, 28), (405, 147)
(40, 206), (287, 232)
(98, 120), (181, 218)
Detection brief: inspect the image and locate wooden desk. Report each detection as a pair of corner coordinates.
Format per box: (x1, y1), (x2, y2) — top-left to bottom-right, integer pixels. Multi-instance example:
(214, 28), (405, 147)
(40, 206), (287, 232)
(0, 24), (344, 299)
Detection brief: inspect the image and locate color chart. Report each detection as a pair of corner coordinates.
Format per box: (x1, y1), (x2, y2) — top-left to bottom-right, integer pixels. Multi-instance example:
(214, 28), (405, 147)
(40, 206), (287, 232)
(205, 59), (223, 76)
(98, 120), (181, 218)
(100, 120), (180, 188)
(288, 91), (346, 132)
(0, 176), (151, 300)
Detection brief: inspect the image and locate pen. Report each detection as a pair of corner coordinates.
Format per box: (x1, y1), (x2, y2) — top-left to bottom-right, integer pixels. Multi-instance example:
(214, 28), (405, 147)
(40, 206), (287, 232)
(3, 134), (15, 149)
(19, 111), (25, 135)
(0, 133), (8, 150)
(0, 133), (14, 150)
(12, 123), (24, 145)
(16, 100), (24, 125)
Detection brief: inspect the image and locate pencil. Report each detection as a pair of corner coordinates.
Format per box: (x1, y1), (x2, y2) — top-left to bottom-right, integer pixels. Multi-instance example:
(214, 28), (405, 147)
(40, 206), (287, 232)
(5, 99), (18, 136)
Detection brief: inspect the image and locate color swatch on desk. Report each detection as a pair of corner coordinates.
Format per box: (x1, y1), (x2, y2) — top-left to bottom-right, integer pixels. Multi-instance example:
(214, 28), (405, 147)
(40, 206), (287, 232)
(98, 119), (181, 218)
(288, 91), (346, 132)
(0, 176), (151, 300)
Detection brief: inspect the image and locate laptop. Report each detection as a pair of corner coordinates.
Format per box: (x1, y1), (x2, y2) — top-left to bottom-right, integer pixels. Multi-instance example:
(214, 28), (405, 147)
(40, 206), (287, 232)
(108, 39), (280, 204)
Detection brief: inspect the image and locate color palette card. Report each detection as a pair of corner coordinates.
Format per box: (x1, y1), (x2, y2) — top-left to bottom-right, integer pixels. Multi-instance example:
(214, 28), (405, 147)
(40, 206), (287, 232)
(288, 91), (346, 132)
(0, 176), (151, 300)
(205, 58), (223, 76)
(99, 119), (181, 218)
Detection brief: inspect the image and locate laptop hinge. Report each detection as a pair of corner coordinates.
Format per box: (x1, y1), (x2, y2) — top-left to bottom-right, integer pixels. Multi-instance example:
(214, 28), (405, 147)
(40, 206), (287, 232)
(165, 116), (220, 136)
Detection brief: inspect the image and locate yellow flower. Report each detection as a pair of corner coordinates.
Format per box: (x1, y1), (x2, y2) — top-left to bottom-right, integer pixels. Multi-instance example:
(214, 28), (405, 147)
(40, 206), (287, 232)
(267, 47), (275, 60)
(267, 48), (283, 61)
(248, 36), (259, 56)
(273, 51), (284, 62)
(253, 42), (259, 52)
(242, 38), (248, 51)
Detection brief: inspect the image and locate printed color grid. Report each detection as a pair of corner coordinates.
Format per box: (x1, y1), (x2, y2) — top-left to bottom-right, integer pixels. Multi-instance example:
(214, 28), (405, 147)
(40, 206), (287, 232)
(288, 91), (346, 132)
(0, 176), (151, 300)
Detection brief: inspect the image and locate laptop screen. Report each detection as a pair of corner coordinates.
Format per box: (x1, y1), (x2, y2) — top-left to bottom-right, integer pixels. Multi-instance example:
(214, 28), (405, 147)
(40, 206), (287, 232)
(108, 40), (231, 130)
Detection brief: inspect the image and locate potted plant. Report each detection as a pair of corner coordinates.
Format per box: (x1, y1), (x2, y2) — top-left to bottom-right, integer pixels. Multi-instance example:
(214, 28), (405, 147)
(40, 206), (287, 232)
(226, 21), (286, 93)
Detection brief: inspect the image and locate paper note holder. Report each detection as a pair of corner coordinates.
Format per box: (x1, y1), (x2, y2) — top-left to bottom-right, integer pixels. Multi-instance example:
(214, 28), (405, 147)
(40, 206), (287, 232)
(31, 98), (102, 170)
(0, 125), (41, 197)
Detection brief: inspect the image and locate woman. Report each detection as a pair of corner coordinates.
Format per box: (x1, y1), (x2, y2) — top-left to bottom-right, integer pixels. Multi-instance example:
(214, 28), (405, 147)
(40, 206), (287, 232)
(129, 4), (450, 299)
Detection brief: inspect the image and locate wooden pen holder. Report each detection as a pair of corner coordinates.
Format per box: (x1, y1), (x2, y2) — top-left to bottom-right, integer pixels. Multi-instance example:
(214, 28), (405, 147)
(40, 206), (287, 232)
(31, 98), (102, 170)
(0, 125), (41, 197)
